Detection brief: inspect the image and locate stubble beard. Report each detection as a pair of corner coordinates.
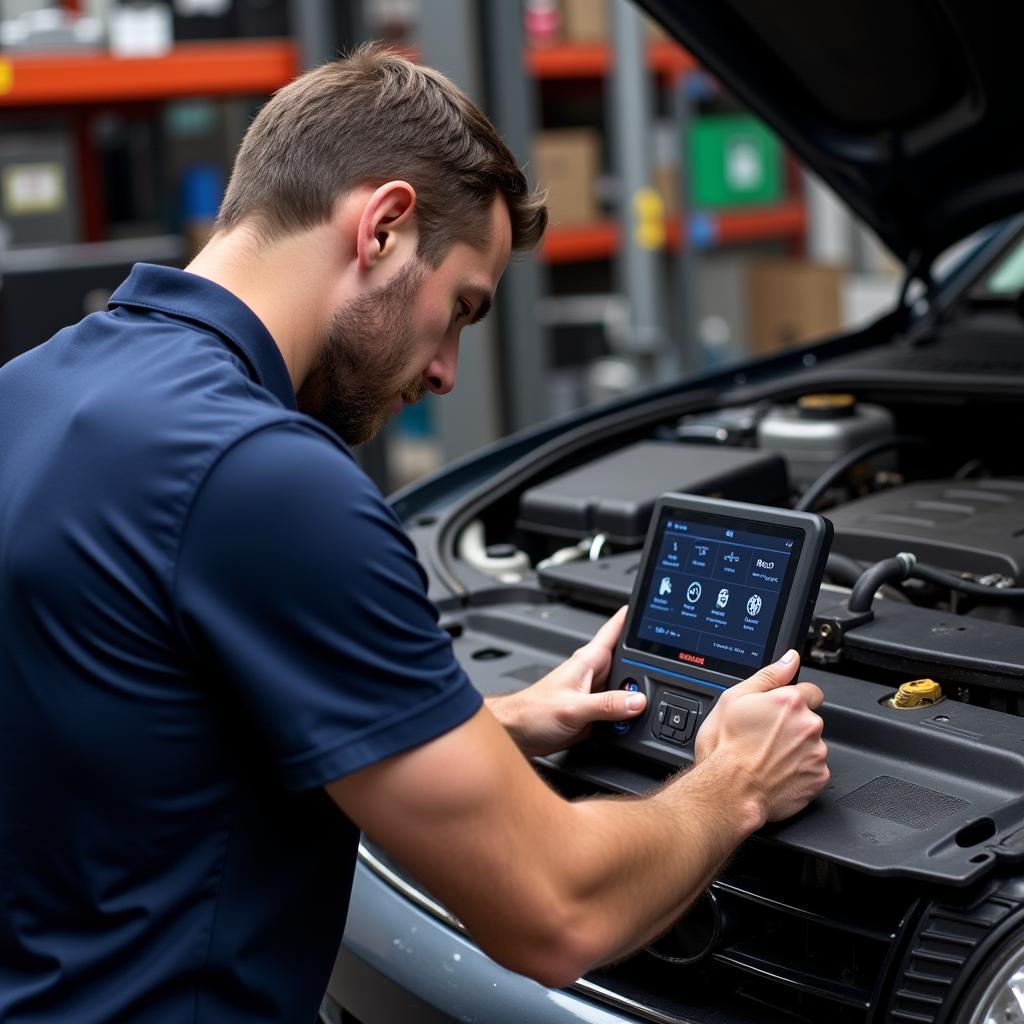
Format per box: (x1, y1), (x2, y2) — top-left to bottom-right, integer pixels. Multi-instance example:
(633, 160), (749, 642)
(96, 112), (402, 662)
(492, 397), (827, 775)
(297, 262), (428, 446)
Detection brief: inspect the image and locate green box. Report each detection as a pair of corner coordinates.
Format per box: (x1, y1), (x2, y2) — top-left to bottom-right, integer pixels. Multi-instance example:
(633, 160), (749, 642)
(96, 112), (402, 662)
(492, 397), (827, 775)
(687, 114), (783, 208)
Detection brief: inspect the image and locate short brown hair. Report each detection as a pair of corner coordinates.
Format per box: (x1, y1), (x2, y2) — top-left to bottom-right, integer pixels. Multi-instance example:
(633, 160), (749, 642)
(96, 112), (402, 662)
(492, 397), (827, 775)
(217, 43), (547, 264)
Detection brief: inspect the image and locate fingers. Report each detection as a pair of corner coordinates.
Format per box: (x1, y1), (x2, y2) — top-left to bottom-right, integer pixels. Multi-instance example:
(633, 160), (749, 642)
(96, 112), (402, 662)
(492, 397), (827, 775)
(571, 606), (627, 689)
(727, 650), (800, 697)
(793, 681), (824, 711)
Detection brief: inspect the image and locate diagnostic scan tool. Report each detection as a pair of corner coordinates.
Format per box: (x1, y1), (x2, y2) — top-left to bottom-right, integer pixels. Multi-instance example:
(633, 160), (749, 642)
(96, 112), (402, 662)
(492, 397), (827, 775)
(606, 493), (832, 767)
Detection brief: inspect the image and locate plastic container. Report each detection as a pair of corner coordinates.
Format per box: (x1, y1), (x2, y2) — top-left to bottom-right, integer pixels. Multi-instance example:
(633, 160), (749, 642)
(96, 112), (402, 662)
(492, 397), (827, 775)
(756, 394), (896, 490)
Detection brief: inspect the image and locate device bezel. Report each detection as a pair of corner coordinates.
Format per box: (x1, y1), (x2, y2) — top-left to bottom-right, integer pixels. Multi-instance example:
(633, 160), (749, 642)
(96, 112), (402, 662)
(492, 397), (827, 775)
(618, 493), (833, 689)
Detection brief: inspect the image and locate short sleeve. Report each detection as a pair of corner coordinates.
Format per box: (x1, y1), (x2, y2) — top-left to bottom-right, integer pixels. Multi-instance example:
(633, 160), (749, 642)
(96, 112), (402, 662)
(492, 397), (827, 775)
(174, 422), (482, 790)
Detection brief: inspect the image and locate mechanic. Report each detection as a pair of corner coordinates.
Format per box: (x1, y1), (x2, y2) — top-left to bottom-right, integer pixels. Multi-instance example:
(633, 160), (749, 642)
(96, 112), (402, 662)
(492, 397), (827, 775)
(0, 45), (829, 1022)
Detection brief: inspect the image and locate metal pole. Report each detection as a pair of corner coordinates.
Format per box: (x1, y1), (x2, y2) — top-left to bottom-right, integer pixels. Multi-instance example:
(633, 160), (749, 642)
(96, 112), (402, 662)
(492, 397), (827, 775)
(608, 0), (670, 380)
(415, 0), (502, 460)
(290, 0), (341, 70)
(670, 69), (700, 375)
(481, 0), (549, 433)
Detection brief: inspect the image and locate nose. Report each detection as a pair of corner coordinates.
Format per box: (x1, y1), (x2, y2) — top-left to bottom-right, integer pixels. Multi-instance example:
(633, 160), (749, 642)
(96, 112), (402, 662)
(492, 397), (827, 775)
(423, 338), (458, 396)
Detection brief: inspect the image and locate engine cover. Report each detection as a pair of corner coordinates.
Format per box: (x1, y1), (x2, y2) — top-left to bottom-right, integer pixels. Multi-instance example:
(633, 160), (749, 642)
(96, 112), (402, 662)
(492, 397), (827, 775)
(827, 479), (1024, 579)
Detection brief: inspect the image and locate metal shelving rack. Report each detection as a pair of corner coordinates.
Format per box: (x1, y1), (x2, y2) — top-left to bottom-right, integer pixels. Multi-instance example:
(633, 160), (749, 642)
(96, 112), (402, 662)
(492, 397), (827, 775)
(476, 0), (811, 432)
(0, 0), (813, 482)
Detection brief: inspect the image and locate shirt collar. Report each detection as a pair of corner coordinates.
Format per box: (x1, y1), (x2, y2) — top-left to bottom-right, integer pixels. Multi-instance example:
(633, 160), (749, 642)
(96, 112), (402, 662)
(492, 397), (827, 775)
(108, 263), (297, 410)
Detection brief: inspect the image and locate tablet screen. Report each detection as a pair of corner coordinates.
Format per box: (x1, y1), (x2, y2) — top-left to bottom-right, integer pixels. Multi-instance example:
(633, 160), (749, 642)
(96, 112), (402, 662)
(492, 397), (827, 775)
(626, 506), (805, 677)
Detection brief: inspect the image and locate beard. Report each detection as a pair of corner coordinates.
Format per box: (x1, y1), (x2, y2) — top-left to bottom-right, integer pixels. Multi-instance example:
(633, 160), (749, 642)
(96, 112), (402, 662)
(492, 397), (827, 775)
(297, 261), (428, 446)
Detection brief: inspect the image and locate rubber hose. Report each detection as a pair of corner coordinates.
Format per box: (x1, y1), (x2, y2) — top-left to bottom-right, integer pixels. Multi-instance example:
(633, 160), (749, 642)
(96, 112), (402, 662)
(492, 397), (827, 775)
(826, 552), (864, 588)
(794, 435), (926, 513)
(911, 563), (1024, 602)
(847, 553), (916, 613)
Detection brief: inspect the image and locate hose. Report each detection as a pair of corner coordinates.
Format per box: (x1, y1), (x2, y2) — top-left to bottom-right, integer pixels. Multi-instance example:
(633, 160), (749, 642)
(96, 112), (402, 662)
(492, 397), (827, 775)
(794, 435), (927, 512)
(847, 553), (1024, 614)
(825, 552), (865, 588)
(911, 563), (1024, 602)
(848, 553), (917, 613)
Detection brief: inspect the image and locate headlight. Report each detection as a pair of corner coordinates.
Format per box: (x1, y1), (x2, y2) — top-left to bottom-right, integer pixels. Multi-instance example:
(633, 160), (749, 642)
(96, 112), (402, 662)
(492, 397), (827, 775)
(961, 931), (1024, 1023)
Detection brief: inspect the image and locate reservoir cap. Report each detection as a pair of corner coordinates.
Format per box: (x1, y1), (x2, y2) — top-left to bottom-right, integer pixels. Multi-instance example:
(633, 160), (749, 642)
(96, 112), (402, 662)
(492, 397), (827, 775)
(890, 678), (944, 709)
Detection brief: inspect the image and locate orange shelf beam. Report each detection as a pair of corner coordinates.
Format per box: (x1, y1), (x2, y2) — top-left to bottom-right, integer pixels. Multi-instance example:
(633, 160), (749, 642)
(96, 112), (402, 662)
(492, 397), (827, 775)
(541, 221), (620, 263)
(541, 200), (807, 264)
(0, 39), (299, 106)
(526, 40), (696, 79)
(648, 40), (698, 77)
(668, 199), (807, 248)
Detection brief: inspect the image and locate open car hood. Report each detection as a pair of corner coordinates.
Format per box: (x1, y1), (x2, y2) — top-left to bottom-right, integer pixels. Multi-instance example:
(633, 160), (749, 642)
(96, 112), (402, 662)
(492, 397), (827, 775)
(639, 0), (1024, 267)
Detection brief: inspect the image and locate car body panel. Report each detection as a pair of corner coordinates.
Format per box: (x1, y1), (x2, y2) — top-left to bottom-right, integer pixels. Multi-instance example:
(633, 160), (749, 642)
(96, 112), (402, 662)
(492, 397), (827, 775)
(328, 862), (659, 1024)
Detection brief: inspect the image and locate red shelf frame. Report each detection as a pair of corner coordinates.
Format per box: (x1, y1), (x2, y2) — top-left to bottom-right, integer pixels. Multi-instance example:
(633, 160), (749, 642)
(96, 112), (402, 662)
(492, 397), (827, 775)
(526, 40), (696, 80)
(0, 39), (299, 106)
(529, 42), (807, 262)
(541, 200), (807, 264)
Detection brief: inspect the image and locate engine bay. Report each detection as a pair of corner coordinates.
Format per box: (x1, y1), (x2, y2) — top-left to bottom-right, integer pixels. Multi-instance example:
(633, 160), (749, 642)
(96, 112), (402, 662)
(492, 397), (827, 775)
(362, 341), (1024, 1022)
(428, 377), (1024, 707)
(399, 370), (1024, 888)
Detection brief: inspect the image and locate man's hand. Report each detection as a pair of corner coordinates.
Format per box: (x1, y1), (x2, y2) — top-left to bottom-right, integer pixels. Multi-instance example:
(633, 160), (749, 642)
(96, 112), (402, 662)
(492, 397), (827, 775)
(693, 650), (829, 824)
(486, 606), (647, 757)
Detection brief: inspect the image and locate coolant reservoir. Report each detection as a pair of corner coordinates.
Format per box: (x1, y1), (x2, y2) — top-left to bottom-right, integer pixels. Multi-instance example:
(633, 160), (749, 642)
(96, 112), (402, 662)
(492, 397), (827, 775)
(756, 394), (896, 490)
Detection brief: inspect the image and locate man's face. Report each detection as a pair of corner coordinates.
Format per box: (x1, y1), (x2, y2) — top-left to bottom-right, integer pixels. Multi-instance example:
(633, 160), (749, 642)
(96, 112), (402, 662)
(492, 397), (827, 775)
(298, 196), (512, 446)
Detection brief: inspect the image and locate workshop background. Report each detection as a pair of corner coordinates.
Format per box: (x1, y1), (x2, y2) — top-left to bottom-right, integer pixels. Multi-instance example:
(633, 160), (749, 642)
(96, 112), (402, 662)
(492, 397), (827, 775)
(0, 0), (908, 493)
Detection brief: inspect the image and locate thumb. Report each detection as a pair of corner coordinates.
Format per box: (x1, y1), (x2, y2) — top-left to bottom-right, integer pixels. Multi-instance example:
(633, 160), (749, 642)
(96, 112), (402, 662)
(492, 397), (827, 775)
(571, 687), (648, 726)
(729, 650), (800, 697)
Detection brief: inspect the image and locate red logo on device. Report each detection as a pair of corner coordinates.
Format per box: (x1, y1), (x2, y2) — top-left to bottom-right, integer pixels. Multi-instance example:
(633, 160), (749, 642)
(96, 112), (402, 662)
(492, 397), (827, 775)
(678, 651), (705, 667)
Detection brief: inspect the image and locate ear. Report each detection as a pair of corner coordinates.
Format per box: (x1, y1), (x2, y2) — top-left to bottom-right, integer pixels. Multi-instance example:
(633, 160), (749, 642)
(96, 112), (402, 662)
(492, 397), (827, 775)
(355, 181), (418, 272)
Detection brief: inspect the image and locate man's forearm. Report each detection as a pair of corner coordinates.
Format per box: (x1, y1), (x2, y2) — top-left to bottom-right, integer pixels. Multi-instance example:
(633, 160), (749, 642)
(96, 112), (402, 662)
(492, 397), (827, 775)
(593, 821), (730, 966)
(486, 692), (754, 967)
(486, 690), (548, 755)
(536, 754), (763, 973)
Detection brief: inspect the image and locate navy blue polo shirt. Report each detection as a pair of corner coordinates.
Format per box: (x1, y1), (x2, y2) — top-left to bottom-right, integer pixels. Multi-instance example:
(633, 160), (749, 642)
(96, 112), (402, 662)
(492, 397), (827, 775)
(0, 264), (482, 1022)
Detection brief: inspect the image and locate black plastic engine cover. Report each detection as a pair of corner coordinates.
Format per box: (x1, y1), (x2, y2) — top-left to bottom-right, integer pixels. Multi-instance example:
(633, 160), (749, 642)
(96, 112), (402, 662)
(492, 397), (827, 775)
(449, 601), (1024, 886)
(828, 478), (1024, 578)
(517, 442), (789, 545)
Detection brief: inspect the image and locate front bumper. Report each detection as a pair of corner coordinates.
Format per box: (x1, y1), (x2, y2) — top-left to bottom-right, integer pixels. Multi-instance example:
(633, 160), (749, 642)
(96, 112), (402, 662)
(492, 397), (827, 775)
(326, 855), (653, 1024)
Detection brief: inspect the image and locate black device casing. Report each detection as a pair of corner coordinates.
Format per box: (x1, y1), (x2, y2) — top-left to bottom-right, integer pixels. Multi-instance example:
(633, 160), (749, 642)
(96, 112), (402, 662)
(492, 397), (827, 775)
(606, 493), (833, 767)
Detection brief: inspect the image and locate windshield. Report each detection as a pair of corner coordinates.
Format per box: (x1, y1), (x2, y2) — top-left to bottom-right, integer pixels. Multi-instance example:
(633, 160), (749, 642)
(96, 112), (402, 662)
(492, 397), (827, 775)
(975, 232), (1024, 296)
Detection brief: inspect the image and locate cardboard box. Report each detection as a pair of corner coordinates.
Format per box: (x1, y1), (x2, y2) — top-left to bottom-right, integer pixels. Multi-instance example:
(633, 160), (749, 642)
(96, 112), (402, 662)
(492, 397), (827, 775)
(692, 255), (843, 364)
(561, 0), (606, 42)
(644, 14), (671, 41)
(531, 128), (601, 226)
(560, 1), (670, 43)
(747, 259), (842, 355)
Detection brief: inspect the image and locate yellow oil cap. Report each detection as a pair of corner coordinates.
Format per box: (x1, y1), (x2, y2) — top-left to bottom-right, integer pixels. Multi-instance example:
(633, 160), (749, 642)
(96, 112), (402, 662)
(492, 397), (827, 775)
(890, 679), (944, 709)
(797, 393), (857, 419)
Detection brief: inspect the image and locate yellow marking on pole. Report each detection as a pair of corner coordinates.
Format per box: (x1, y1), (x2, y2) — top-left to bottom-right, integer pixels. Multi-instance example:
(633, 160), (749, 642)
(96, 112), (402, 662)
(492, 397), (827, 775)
(633, 187), (666, 250)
